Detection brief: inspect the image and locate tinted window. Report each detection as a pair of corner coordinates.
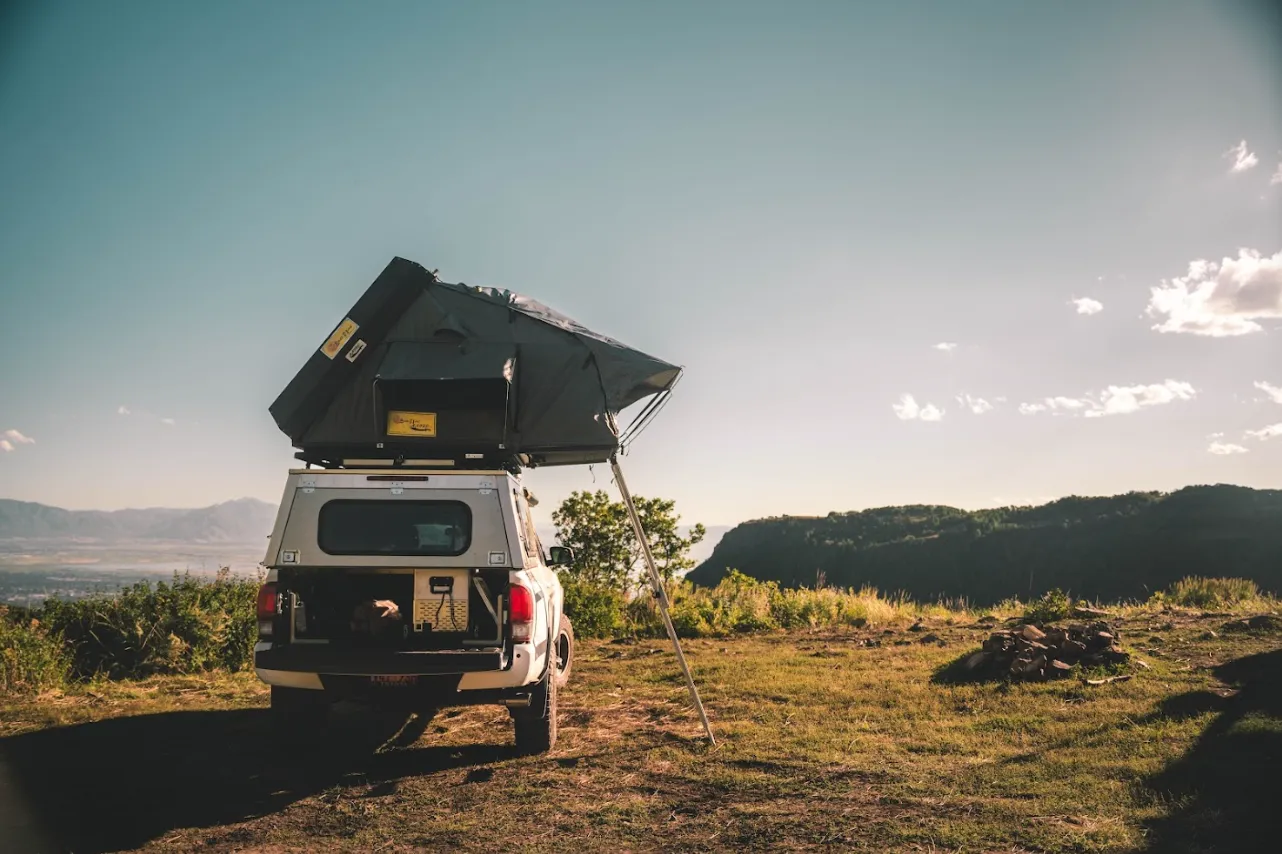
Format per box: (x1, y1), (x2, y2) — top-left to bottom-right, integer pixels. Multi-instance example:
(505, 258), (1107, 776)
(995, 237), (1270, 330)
(318, 500), (472, 556)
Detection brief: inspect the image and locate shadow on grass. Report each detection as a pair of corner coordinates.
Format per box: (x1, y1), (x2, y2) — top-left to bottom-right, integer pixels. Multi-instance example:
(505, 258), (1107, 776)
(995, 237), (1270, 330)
(1139, 648), (1282, 853)
(0, 704), (515, 854)
(930, 648), (1008, 684)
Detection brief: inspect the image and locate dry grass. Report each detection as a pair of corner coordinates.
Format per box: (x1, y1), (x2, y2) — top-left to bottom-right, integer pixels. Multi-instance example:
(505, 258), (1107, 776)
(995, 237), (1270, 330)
(2, 608), (1280, 853)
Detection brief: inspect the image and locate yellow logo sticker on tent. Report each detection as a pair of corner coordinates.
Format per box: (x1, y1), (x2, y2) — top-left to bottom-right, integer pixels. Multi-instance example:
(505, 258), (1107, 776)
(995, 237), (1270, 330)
(387, 410), (438, 437)
(320, 318), (359, 359)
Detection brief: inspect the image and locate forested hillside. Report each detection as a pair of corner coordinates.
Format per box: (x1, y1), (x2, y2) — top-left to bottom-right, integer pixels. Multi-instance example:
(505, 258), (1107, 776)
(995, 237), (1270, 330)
(687, 485), (1282, 604)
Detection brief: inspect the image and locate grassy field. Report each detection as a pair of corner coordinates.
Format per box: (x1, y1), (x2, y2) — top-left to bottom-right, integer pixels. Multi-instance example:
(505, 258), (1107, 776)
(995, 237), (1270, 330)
(2, 609), (1280, 853)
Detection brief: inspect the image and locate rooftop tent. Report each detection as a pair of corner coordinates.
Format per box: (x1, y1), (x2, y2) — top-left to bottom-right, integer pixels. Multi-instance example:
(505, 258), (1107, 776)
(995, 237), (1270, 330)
(269, 257), (681, 468)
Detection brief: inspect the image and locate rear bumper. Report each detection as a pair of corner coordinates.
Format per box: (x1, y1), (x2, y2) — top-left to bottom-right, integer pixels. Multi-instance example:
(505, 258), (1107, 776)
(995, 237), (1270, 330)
(255, 644), (506, 676)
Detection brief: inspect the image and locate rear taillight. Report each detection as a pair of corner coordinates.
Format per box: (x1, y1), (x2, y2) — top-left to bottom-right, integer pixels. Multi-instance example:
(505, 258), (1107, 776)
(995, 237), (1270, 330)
(256, 583), (277, 638)
(508, 583), (534, 643)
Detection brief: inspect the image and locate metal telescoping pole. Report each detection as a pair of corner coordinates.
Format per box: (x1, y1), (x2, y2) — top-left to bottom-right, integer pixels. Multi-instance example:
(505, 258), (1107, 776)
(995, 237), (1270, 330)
(610, 455), (716, 746)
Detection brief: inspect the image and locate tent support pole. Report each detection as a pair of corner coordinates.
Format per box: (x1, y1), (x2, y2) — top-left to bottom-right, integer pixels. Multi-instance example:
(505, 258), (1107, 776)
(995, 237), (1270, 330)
(610, 455), (716, 746)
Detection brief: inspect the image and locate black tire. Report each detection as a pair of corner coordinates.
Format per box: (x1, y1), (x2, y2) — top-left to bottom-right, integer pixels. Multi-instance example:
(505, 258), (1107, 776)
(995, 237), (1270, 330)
(554, 614), (574, 689)
(512, 665), (558, 755)
(270, 685), (329, 738)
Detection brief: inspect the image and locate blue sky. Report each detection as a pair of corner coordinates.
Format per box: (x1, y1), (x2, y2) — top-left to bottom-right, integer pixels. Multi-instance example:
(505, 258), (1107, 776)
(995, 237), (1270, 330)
(2, 0), (1280, 527)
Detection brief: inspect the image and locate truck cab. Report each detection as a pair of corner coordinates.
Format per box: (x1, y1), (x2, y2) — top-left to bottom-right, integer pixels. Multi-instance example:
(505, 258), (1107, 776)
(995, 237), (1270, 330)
(254, 468), (574, 754)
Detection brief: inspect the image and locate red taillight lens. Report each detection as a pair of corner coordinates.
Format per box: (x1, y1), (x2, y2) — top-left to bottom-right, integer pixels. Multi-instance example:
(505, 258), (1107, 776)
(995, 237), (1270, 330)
(256, 583), (277, 638)
(509, 583), (534, 643)
(256, 583), (278, 619)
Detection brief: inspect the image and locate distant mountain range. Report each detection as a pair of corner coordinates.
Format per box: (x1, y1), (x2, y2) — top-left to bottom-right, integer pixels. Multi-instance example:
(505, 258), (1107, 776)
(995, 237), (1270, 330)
(0, 498), (278, 544)
(688, 484), (1282, 604)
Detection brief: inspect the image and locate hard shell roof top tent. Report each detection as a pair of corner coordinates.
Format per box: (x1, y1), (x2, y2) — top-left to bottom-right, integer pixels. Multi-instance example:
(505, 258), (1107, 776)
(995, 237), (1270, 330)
(267, 256), (713, 744)
(269, 257), (682, 471)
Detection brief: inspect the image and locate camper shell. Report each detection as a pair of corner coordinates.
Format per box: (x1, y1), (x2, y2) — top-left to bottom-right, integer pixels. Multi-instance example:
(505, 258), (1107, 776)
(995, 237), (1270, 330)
(255, 467), (573, 753)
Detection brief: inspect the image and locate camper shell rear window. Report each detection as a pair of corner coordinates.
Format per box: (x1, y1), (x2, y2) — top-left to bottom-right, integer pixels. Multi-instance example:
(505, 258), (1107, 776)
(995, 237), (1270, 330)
(318, 499), (472, 556)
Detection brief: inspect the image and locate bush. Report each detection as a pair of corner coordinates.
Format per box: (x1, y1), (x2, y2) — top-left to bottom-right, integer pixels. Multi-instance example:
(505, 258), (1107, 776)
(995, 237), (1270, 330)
(0, 607), (70, 694)
(1025, 588), (1072, 624)
(559, 573), (628, 638)
(41, 569), (259, 680)
(1159, 576), (1262, 610)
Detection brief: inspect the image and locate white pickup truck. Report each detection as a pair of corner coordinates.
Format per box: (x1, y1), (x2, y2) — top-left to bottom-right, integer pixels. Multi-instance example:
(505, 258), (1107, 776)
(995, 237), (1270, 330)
(254, 467), (574, 754)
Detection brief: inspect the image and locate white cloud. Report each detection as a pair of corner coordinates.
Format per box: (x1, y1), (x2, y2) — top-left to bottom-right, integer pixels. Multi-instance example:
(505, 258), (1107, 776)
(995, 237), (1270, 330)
(118, 405), (131, 416)
(934, 342), (957, 353)
(1225, 140), (1259, 173)
(1272, 160), (1282, 186)
(1, 429), (34, 453)
(1255, 381), (1282, 404)
(1019, 380), (1195, 418)
(1209, 441), (1248, 455)
(1208, 432), (1225, 439)
(1018, 396), (1091, 415)
(1246, 423), (1282, 441)
(957, 394), (993, 415)
(893, 394), (944, 422)
(1047, 396), (1091, 411)
(1085, 380), (1196, 418)
(1146, 248), (1282, 337)
(1071, 297), (1104, 315)
(893, 395), (920, 420)
(160, 417), (176, 426)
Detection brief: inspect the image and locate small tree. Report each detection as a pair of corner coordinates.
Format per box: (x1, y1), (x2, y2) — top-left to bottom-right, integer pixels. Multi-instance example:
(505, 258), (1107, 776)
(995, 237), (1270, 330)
(552, 490), (706, 590)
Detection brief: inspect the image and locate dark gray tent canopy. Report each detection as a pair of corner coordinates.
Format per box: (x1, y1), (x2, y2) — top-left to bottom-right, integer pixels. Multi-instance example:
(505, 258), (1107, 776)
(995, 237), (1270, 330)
(269, 257), (681, 468)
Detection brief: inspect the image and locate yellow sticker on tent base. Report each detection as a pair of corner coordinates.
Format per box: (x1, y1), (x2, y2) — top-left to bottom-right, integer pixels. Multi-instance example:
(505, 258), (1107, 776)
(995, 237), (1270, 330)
(387, 411), (438, 437)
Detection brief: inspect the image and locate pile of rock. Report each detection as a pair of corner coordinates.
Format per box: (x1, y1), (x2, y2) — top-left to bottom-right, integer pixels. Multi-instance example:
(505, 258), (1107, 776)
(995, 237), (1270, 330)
(966, 621), (1129, 681)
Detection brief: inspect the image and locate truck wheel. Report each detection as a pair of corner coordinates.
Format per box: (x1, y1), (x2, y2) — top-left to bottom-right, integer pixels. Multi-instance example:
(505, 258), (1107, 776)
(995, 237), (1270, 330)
(554, 614), (574, 689)
(270, 686), (329, 737)
(512, 666), (558, 755)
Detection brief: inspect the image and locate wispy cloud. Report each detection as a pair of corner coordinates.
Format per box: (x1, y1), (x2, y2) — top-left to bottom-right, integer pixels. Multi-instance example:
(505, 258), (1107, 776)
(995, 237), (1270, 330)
(1018, 380), (1195, 418)
(1, 429), (35, 453)
(956, 394), (993, 415)
(1086, 381), (1196, 418)
(1018, 396), (1091, 415)
(1225, 139), (1259, 173)
(933, 342), (957, 353)
(1246, 423), (1282, 441)
(1255, 381), (1282, 404)
(1146, 249), (1282, 337)
(1209, 441), (1248, 455)
(117, 405), (180, 427)
(892, 394), (944, 422)
(1272, 159), (1282, 186)
(1071, 297), (1104, 315)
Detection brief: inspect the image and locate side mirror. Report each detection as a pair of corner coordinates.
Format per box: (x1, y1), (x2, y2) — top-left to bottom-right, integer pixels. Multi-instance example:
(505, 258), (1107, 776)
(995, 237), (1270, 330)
(548, 546), (574, 567)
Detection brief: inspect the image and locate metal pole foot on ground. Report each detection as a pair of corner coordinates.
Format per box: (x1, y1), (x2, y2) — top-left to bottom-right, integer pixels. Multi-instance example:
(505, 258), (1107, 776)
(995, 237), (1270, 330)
(610, 455), (716, 746)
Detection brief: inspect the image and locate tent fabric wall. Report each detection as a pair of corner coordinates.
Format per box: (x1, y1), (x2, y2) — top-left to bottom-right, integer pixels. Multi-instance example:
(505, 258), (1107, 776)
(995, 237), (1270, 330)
(269, 257), (680, 466)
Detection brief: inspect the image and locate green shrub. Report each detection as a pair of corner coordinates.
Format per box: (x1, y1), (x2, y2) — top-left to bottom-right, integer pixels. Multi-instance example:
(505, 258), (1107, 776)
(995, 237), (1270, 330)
(41, 568), (259, 680)
(0, 607), (70, 694)
(1024, 588), (1072, 624)
(559, 573), (628, 638)
(1159, 576), (1262, 609)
